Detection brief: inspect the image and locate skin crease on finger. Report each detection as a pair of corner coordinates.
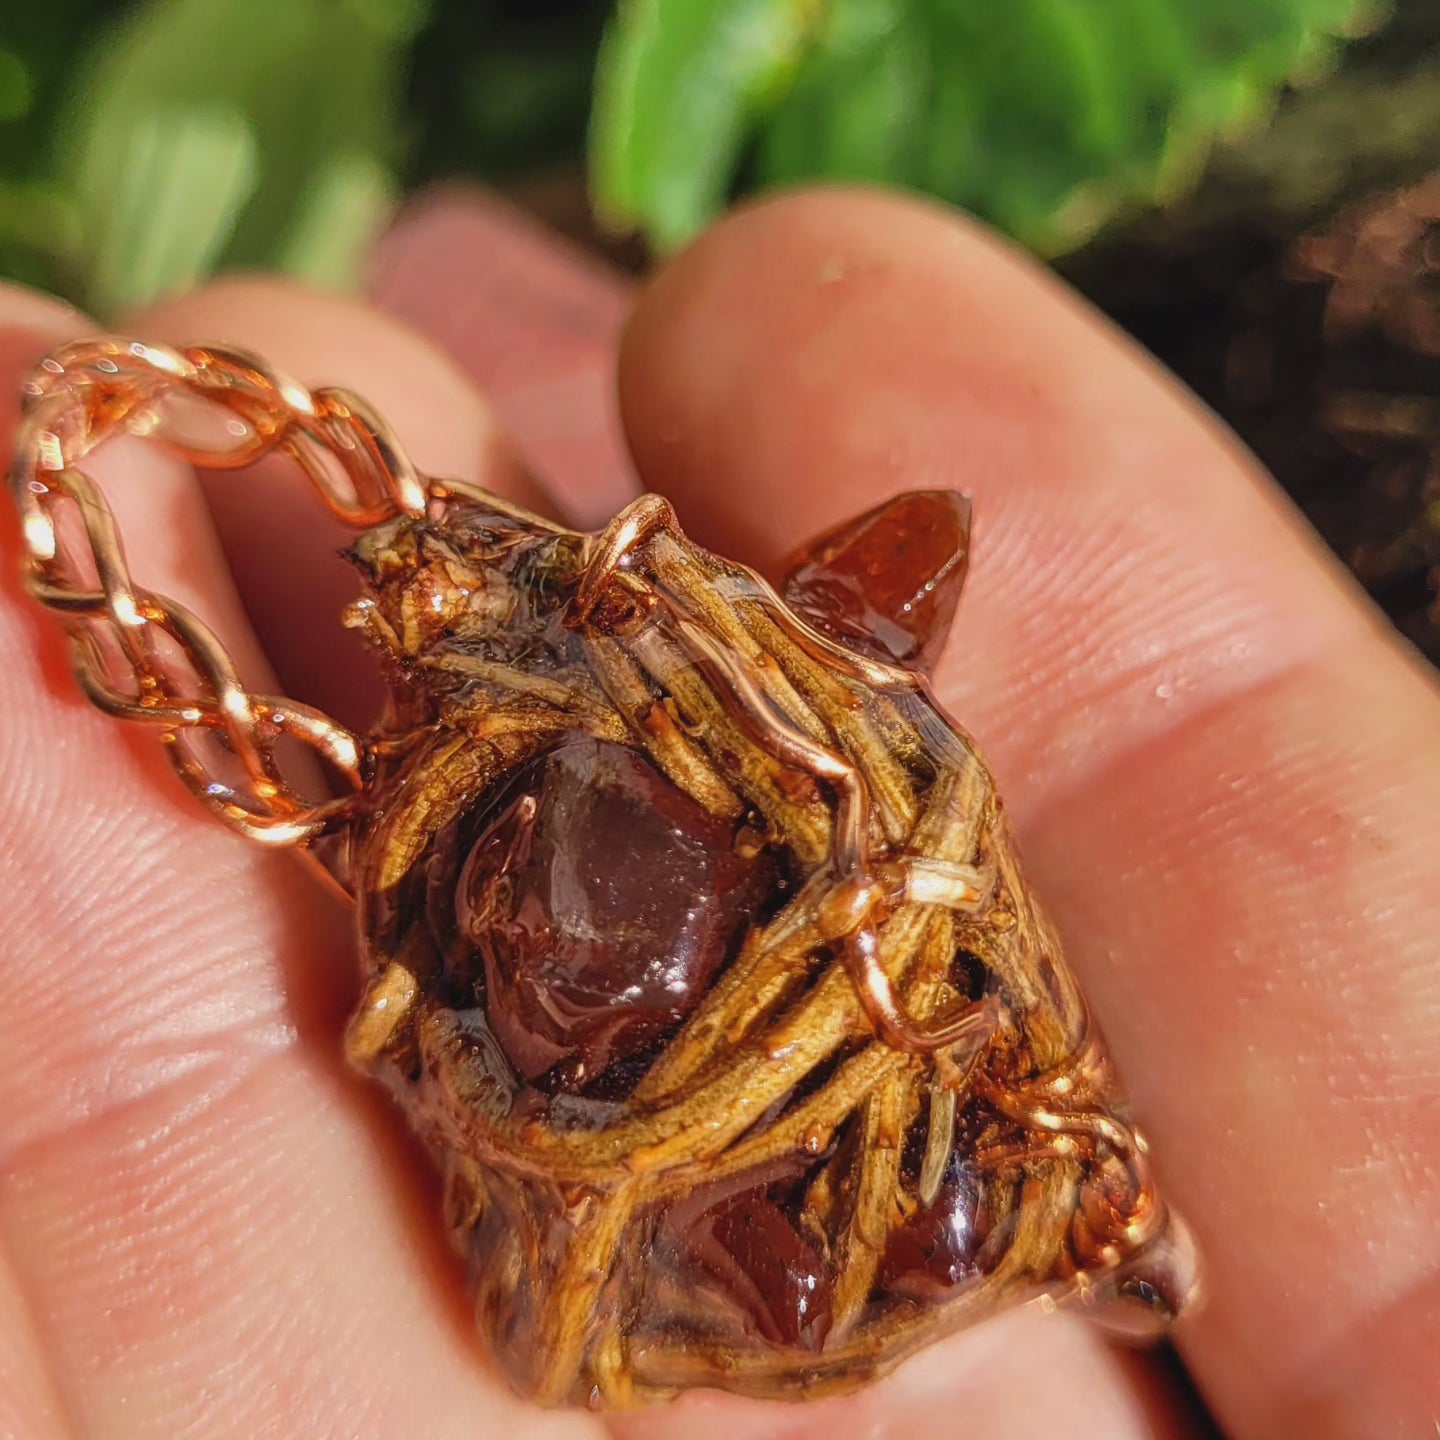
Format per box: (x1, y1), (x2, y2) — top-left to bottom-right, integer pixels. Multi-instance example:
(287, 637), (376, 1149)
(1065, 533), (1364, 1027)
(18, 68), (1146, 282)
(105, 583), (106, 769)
(616, 188), (1440, 1440)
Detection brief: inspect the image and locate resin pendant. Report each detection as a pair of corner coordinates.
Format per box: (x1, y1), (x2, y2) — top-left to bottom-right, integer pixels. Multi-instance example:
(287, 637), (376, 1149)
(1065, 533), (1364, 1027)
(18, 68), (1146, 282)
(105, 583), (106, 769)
(7, 338), (1199, 1412)
(342, 489), (1199, 1407)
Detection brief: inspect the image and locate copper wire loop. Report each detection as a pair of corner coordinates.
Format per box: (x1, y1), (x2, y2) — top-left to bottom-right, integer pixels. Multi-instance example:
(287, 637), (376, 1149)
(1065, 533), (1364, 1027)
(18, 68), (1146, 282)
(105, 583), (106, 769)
(5, 335), (426, 846)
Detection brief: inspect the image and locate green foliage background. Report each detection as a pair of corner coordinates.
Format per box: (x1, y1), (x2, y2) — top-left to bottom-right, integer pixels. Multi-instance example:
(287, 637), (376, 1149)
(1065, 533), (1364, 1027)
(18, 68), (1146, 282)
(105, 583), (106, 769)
(2, 0), (1434, 315)
(590, 0), (1377, 253)
(0, 0), (1436, 656)
(0, 0), (610, 312)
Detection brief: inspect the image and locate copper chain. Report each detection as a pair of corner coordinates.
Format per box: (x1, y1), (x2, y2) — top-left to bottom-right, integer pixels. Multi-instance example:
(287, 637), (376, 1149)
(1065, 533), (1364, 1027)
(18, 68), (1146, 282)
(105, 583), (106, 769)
(6, 336), (429, 846)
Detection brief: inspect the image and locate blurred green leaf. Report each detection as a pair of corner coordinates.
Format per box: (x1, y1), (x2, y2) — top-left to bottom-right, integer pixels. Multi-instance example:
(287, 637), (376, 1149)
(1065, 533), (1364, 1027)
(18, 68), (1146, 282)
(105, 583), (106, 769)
(275, 151), (394, 288)
(80, 103), (257, 316)
(589, 0), (1384, 254)
(58, 0), (430, 314)
(0, 178), (81, 294)
(0, 2), (110, 294)
(0, 48), (35, 124)
(589, 0), (823, 249)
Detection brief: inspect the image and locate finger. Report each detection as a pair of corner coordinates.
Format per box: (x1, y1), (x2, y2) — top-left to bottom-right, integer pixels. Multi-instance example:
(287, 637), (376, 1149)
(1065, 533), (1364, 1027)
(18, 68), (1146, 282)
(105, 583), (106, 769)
(0, 312), (92, 1440)
(131, 274), (553, 730)
(0, 286), (605, 1440)
(0, 298), (302, 1248)
(369, 187), (639, 529)
(618, 189), (1440, 1439)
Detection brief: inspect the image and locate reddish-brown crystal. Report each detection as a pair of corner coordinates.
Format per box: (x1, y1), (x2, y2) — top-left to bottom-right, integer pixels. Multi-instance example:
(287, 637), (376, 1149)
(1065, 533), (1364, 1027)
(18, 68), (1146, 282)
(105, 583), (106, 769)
(458, 737), (772, 1089)
(880, 1167), (991, 1301)
(782, 490), (971, 676)
(682, 1190), (835, 1352)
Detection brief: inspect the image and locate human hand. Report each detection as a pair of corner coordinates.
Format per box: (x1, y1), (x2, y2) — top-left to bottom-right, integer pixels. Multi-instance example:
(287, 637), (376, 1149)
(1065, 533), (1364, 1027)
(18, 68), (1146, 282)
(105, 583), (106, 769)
(0, 188), (1436, 1440)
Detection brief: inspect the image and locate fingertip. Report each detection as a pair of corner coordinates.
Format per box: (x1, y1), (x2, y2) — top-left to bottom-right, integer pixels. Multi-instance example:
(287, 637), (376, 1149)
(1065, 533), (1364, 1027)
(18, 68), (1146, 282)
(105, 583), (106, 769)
(133, 273), (544, 505)
(613, 185), (1381, 806)
(618, 189), (1440, 1440)
(618, 185), (1224, 569)
(0, 281), (89, 342)
(0, 283), (93, 446)
(371, 187), (640, 528)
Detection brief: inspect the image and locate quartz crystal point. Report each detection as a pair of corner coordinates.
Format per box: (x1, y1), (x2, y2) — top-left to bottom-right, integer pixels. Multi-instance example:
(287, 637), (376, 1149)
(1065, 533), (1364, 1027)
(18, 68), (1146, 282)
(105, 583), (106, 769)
(343, 490), (1199, 1408)
(782, 490), (971, 677)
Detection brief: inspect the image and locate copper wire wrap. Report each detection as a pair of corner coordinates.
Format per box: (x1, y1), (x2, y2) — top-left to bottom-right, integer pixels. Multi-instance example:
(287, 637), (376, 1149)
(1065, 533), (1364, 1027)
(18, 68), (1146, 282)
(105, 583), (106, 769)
(6, 336), (427, 845)
(8, 339), (1194, 1406)
(346, 492), (1185, 1401)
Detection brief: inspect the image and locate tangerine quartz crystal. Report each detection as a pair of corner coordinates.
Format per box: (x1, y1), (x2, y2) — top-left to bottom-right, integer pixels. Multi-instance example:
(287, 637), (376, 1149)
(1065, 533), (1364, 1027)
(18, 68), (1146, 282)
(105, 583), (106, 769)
(342, 489), (1199, 1407)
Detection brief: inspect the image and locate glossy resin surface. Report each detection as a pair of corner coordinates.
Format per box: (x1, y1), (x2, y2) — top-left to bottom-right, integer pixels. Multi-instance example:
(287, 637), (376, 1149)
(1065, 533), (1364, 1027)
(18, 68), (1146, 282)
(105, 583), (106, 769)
(341, 489), (1196, 1407)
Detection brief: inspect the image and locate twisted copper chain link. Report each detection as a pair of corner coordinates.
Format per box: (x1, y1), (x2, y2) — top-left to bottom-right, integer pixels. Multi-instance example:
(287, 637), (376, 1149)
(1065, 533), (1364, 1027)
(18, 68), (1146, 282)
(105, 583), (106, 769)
(6, 335), (429, 846)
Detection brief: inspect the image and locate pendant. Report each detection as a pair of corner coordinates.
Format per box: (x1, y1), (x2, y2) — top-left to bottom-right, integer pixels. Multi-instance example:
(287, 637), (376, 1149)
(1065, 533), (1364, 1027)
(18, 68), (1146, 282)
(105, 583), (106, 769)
(8, 338), (1199, 1409)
